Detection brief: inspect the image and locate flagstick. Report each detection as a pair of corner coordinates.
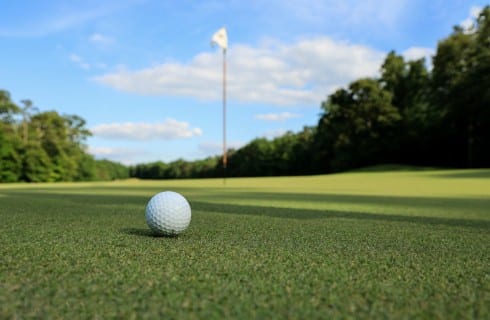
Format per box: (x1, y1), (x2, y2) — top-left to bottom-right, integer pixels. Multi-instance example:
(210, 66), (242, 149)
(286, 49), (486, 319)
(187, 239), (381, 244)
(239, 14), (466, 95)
(222, 48), (227, 185)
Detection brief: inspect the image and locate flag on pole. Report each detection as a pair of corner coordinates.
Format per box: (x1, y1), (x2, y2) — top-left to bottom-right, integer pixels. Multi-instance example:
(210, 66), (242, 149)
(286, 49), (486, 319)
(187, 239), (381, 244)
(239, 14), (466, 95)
(211, 27), (228, 51)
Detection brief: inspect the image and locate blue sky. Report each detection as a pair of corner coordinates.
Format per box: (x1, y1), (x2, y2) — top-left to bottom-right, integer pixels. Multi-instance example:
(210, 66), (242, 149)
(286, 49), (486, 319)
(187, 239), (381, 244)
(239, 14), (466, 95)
(0, 0), (486, 164)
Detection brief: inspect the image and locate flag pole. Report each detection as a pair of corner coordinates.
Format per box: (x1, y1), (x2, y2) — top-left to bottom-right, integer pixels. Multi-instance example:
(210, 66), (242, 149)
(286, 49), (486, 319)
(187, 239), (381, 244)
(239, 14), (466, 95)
(210, 27), (228, 185)
(222, 47), (227, 184)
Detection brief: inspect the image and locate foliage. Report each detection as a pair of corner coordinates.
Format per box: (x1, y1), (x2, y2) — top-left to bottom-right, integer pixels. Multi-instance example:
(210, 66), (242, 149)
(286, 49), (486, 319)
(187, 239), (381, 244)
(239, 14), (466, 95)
(0, 124), (21, 182)
(95, 159), (130, 180)
(0, 93), (127, 182)
(431, 7), (490, 167)
(315, 78), (400, 171)
(131, 127), (316, 179)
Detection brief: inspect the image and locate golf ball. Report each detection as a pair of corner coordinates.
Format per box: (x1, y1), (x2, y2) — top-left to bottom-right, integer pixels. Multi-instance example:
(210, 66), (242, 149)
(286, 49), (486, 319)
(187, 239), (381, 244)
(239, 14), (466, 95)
(145, 191), (191, 236)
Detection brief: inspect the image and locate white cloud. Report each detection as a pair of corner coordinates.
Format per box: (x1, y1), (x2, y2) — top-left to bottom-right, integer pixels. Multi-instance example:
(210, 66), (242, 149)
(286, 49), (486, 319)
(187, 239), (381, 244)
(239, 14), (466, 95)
(469, 5), (483, 17)
(263, 129), (288, 139)
(91, 119), (202, 140)
(69, 53), (82, 62)
(89, 146), (136, 157)
(94, 36), (385, 106)
(89, 146), (121, 156)
(89, 33), (115, 46)
(402, 47), (434, 62)
(460, 6), (482, 32)
(87, 146), (142, 165)
(198, 141), (245, 156)
(69, 53), (107, 70)
(255, 112), (301, 121)
(70, 53), (90, 69)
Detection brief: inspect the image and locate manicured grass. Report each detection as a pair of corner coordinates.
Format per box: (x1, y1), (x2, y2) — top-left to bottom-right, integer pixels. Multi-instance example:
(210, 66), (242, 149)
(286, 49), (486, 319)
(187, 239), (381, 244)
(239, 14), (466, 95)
(1, 169), (489, 319)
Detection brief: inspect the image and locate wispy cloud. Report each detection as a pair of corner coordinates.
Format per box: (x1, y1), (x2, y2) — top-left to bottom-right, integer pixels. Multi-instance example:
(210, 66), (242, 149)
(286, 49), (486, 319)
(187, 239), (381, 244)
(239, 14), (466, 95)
(94, 36), (385, 106)
(257, 0), (409, 31)
(328, 0), (409, 29)
(91, 119), (203, 140)
(70, 53), (90, 70)
(89, 33), (115, 46)
(88, 146), (143, 165)
(263, 129), (288, 139)
(70, 53), (109, 70)
(0, 1), (141, 37)
(1, 7), (109, 37)
(198, 141), (245, 157)
(255, 112), (301, 121)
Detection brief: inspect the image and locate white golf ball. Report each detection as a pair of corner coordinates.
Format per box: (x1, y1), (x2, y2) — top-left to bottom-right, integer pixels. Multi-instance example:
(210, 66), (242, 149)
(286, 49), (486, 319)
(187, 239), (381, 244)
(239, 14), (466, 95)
(145, 191), (191, 236)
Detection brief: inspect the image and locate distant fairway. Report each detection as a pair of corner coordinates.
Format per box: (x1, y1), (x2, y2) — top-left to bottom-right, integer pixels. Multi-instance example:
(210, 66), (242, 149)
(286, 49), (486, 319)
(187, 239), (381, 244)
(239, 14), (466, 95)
(1, 169), (489, 319)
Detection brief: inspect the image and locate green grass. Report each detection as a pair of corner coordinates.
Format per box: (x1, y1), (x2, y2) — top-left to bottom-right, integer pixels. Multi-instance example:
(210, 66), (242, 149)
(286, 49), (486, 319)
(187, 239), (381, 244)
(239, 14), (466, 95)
(1, 169), (489, 319)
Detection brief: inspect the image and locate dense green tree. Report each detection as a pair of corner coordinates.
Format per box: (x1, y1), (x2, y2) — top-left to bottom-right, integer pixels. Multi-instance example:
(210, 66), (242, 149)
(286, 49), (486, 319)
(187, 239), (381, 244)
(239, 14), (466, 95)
(289, 126), (316, 175)
(379, 52), (434, 165)
(316, 78), (400, 171)
(30, 112), (74, 181)
(0, 91), (22, 182)
(0, 125), (21, 182)
(0, 89), (127, 182)
(432, 6), (490, 167)
(27, 111), (95, 181)
(76, 154), (97, 181)
(228, 138), (276, 176)
(21, 141), (53, 182)
(269, 132), (298, 175)
(432, 26), (474, 166)
(191, 157), (219, 178)
(94, 159), (129, 180)
(459, 7), (490, 166)
(380, 51), (406, 109)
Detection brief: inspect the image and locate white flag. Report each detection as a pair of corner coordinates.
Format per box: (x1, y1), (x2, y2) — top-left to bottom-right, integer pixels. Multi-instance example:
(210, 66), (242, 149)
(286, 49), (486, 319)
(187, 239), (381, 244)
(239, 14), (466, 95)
(211, 27), (228, 50)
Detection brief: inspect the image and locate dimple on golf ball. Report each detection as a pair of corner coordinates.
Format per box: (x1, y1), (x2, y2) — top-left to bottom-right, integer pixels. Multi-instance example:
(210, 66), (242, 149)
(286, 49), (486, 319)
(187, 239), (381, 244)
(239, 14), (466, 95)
(145, 191), (191, 236)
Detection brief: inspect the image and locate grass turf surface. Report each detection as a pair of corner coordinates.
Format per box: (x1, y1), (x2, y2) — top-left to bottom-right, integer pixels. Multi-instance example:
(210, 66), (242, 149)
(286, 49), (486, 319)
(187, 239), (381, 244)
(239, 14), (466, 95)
(0, 169), (489, 319)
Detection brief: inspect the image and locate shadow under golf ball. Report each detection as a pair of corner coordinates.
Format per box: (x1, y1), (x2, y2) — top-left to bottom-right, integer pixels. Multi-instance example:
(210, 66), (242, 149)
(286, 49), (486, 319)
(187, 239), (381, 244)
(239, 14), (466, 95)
(120, 227), (181, 238)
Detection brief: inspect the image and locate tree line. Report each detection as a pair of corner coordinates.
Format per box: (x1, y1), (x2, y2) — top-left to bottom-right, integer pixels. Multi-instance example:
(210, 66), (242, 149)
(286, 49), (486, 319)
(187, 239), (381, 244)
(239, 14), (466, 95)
(131, 7), (490, 179)
(1, 8), (489, 182)
(0, 92), (128, 182)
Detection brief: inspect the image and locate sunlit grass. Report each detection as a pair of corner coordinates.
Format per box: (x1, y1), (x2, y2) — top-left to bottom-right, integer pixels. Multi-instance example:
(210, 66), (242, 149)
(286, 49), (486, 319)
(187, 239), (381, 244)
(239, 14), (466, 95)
(1, 168), (489, 318)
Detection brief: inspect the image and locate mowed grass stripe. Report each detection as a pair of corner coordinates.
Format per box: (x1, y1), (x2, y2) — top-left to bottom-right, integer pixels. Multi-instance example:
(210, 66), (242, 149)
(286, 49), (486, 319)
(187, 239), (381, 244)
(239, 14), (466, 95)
(1, 169), (489, 319)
